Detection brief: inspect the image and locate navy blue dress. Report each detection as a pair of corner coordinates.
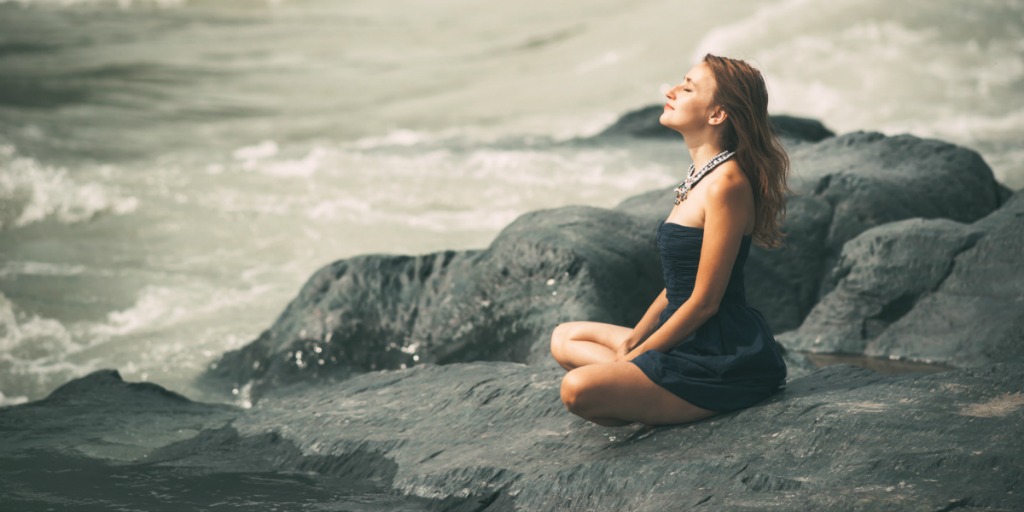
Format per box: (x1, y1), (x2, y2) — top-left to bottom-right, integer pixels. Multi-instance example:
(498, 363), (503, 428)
(630, 221), (787, 412)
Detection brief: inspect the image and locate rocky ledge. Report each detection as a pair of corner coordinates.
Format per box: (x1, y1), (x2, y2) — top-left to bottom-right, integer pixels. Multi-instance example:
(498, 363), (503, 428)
(2, 362), (1022, 510)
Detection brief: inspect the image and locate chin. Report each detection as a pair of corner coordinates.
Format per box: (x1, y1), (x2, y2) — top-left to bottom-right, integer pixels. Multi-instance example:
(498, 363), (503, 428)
(659, 115), (683, 134)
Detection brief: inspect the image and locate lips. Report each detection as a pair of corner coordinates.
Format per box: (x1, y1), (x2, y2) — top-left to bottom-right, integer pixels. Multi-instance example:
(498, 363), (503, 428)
(664, 102), (674, 110)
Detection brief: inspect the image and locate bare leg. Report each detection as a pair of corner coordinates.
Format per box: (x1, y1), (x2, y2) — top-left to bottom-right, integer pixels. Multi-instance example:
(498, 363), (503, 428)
(560, 362), (718, 426)
(549, 321), (633, 371)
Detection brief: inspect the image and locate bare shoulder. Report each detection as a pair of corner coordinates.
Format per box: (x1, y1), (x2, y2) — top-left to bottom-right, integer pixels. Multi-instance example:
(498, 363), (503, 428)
(704, 160), (753, 204)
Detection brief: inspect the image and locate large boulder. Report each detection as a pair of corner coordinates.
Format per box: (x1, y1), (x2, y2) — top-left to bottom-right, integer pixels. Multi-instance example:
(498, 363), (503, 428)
(4, 364), (1023, 510)
(207, 206), (663, 397)
(778, 218), (984, 354)
(617, 132), (1005, 332)
(781, 191), (1024, 366)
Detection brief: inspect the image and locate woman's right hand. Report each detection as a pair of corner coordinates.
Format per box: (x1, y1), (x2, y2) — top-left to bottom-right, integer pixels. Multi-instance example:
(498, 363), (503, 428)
(615, 333), (641, 361)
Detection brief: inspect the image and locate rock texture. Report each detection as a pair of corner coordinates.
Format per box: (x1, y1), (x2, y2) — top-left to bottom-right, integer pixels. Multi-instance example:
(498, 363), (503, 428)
(778, 218), (984, 354)
(781, 191), (1024, 367)
(3, 365), (1023, 510)
(208, 129), (1006, 395)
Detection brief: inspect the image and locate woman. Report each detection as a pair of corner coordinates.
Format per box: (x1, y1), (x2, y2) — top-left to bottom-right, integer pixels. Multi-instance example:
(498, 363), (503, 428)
(550, 54), (789, 427)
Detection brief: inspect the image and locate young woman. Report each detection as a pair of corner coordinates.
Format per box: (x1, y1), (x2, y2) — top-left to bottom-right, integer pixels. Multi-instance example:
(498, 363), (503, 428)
(550, 54), (789, 427)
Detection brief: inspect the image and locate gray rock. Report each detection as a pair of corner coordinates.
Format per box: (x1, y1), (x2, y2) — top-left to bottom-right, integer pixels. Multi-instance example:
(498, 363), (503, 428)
(868, 191), (1024, 366)
(788, 132), (1001, 252)
(781, 190), (1024, 367)
(207, 206), (663, 397)
(779, 218), (985, 354)
(4, 364), (1023, 510)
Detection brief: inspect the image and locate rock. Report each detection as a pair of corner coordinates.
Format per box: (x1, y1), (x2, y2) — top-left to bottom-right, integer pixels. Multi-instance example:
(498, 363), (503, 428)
(593, 105), (835, 145)
(207, 206), (663, 397)
(781, 191), (1024, 367)
(4, 364), (1023, 510)
(616, 131), (1004, 332)
(768, 115), (837, 144)
(779, 218), (985, 355)
(862, 192), (1024, 365)
(0, 369), (236, 462)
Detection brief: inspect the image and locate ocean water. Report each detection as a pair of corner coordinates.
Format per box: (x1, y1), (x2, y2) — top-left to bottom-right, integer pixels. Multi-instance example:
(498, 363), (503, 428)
(1, 0), (1022, 406)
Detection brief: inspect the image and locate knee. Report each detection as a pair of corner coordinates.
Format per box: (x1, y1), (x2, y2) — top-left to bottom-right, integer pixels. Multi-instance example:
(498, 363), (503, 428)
(559, 369), (589, 413)
(550, 323), (571, 359)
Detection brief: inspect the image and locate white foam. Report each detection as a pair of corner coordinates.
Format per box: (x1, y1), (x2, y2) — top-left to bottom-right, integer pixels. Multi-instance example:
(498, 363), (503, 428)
(0, 391), (29, 407)
(232, 140), (280, 168)
(296, 145), (677, 236)
(0, 151), (138, 229)
(87, 283), (275, 339)
(0, 261), (89, 278)
(306, 196), (372, 221)
(0, 291), (102, 401)
(261, 147), (327, 178)
(352, 130), (434, 150)
(0, 293), (76, 354)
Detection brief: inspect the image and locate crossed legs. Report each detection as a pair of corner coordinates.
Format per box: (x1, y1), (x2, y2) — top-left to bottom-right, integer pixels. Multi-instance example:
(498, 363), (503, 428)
(550, 321), (717, 427)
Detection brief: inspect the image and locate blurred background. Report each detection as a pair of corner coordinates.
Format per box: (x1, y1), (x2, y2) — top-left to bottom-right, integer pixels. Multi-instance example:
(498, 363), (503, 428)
(1, 0), (1021, 405)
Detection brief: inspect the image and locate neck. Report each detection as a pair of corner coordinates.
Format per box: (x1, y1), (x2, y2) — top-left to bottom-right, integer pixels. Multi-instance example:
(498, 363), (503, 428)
(684, 131), (725, 170)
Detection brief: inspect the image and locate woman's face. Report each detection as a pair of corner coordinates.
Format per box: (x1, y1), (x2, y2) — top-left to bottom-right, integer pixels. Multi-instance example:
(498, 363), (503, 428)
(659, 62), (718, 134)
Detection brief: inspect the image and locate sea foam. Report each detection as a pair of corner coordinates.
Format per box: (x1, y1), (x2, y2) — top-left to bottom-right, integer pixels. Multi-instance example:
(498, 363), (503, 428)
(0, 148), (138, 230)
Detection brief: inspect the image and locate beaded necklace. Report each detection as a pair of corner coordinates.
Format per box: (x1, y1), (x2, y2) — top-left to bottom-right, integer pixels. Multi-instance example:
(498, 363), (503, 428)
(674, 150), (736, 205)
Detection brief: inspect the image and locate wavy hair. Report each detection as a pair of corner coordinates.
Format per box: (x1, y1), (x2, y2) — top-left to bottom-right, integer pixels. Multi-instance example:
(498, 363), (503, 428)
(703, 54), (790, 248)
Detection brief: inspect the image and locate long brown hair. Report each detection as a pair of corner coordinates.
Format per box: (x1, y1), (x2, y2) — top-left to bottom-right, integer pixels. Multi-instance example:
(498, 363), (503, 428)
(703, 54), (790, 248)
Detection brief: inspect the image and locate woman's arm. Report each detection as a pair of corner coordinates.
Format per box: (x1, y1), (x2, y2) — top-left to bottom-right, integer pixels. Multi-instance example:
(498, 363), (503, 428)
(616, 288), (669, 356)
(623, 164), (753, 360)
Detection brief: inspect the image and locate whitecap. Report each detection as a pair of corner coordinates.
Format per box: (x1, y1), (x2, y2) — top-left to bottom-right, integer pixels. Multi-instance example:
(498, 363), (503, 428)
(0, 390), (29, 407)
(0, 291), (99, 402)
(0, 261), (89, 278)
(0, 151), (138, 229)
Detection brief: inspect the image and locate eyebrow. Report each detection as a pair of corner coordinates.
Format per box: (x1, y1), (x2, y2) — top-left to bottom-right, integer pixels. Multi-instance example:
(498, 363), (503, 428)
(683, 76), (696, 87)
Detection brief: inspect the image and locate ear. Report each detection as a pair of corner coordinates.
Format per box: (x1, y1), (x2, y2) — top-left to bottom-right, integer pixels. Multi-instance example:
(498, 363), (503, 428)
(708, 105), (728, 126)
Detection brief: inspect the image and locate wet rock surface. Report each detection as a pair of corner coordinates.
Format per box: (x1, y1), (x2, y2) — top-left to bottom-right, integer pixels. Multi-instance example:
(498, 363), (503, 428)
(3, 364), (1023, 511)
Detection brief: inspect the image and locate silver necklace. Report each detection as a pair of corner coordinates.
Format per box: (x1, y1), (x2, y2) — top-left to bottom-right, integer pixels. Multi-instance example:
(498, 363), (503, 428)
(674, 150), (736, 205)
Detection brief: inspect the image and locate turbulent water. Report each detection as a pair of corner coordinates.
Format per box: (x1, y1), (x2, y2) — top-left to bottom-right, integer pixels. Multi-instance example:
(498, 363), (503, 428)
(1, 0), (1022, 406)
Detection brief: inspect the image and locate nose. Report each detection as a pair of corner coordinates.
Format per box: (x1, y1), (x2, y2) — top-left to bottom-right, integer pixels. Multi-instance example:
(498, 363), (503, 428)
(663, 84), (677, 100)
